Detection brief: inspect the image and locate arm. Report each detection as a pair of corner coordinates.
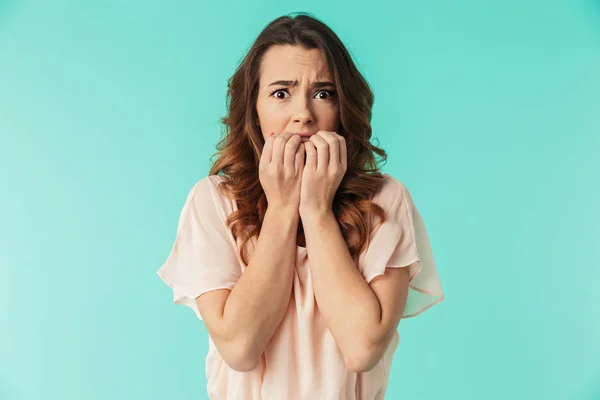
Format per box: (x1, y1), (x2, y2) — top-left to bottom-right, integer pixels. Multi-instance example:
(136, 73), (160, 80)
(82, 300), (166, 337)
(302, 210), (410, 373)
(196, 131), (305, 372)
(195, 206), (298, 372)
(299, 130), (410, 373)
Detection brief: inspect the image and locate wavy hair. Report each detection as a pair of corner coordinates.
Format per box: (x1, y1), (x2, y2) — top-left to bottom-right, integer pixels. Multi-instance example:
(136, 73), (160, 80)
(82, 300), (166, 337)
(209, 12), (389, 265)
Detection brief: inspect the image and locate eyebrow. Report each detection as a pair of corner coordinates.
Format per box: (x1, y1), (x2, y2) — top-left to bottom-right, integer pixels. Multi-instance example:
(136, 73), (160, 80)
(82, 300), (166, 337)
(268, 80), (335, 88)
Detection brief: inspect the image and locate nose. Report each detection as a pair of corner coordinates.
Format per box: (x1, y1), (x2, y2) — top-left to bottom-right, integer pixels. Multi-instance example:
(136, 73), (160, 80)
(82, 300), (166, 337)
(292, 95), (315, 125)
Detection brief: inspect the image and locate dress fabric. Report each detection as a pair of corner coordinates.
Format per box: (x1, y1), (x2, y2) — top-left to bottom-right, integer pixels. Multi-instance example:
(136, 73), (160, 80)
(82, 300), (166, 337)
(157, 173), (444, 400)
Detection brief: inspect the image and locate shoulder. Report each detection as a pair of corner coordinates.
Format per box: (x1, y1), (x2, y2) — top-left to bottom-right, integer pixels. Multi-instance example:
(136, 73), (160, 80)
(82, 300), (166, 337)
(185, 175), (232, 216)
(187, 174), (227, 198)
(374, 173), (410, 208)
(189, 174), (225, 191)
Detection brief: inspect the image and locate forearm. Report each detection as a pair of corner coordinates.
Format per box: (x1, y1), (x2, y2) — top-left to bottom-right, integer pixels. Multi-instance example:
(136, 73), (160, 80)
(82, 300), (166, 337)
(221, 206), (297, 362)
(302, 210), (384, 366)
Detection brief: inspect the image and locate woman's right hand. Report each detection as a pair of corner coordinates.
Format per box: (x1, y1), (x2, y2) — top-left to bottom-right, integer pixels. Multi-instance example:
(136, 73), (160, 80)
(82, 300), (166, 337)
(259, 132), (305, 212)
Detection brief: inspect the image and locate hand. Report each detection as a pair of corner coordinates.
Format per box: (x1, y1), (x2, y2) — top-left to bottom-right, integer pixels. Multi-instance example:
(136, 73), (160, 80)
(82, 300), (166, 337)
(299, 130), (347, 219)
(259, 132), (305, 213)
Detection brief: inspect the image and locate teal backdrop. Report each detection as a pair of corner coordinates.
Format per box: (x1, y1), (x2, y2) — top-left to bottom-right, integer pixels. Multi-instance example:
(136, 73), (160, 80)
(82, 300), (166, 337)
(1, 1), (599, 399)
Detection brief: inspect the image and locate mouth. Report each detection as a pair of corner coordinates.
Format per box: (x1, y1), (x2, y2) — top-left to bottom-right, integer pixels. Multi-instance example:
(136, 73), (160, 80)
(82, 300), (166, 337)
(295, 132), (316, 138)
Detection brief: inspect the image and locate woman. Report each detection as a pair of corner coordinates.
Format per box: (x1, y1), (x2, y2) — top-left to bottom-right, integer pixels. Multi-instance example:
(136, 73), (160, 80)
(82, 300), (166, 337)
(157, 12), (444, 400)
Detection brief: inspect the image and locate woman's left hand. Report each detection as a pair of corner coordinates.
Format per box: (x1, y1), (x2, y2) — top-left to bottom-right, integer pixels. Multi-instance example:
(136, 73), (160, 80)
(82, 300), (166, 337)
(299, 130), (347, 219)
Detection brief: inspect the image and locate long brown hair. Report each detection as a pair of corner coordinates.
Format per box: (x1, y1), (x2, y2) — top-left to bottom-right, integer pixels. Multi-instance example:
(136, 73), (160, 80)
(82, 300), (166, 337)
(209, 12), (388, 265)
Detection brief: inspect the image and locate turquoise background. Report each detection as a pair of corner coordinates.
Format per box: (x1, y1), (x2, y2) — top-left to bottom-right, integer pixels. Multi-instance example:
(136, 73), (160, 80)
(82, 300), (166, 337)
(1, 1), (599, 399)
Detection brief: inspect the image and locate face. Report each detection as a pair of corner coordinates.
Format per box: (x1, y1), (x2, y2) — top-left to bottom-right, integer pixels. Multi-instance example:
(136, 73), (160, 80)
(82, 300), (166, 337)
(255, 45), (340, 143)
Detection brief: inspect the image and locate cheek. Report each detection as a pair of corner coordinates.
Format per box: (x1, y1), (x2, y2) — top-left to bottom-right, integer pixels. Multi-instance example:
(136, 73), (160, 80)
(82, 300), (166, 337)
(315, 106), (340, 130)
(258, 105), (288, 133)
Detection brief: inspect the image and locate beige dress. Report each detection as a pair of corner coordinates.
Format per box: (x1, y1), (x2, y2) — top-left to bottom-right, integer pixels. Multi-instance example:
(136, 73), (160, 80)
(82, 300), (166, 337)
(157, 173), (444, 399)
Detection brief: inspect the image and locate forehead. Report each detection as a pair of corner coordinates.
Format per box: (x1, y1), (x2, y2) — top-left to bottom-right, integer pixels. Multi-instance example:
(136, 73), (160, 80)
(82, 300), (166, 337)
(259, 45), (332, 81)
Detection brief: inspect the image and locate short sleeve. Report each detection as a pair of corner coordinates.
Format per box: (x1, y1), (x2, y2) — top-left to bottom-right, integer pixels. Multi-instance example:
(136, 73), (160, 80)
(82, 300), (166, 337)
(357, 175), (444, 318)
(156, 176), (242, 320)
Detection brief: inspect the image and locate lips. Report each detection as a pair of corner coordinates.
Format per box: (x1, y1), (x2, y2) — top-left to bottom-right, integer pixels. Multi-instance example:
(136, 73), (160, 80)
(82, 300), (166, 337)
(295, 132), (316, 138)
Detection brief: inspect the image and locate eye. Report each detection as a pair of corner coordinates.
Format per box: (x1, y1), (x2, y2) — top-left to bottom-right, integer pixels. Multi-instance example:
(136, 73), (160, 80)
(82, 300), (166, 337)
(269, 88), (337, 100)
(270, 89), (290, 99)
(315, 90), (336, 100)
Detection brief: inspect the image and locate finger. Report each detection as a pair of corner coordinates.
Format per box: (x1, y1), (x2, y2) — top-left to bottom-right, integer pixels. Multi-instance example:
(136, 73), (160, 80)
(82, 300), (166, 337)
(320, 131), (340, 167)
(304, 141), (317, 171)
(309, 134), (329, 171)
(339, 135), (347, 168)
(284, 134), (302, 166)
(260, 136), (275, 168)
(295, 142), (305, 175)
(271, 132), (294, 165)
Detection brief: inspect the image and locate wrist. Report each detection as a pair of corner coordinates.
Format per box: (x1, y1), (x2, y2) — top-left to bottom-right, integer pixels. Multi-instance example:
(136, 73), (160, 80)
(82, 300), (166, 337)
(299, 207), (334, 226)
(266, 204), (300, 220)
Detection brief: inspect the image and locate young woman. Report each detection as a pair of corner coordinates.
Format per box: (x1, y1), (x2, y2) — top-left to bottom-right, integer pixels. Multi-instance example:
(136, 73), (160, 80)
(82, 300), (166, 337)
(157, 12), (444, 400)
